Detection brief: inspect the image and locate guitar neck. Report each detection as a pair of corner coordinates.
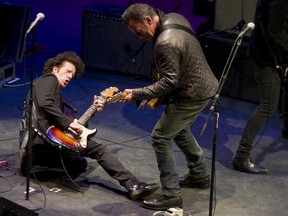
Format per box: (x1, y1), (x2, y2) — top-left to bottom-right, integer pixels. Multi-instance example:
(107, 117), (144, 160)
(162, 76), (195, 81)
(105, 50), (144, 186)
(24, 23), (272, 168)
(77, 96), (103, 125)
(76, 90), (126, 125)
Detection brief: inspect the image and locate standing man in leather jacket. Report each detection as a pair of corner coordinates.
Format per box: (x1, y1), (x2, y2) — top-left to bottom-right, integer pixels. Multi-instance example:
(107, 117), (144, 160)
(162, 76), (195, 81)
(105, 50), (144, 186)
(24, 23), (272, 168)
(121, 4), (219, 210)
(18, 51), (159, 201)
(233, 0), (288, 174)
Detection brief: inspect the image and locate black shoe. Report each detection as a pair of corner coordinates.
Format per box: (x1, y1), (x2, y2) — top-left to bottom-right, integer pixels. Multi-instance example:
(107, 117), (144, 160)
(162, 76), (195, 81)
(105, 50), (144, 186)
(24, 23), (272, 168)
(180, 174), (210, 189)
(128, 182), (159, 201)
(232, 157), (268, 174)
(142, 195), (183, 211)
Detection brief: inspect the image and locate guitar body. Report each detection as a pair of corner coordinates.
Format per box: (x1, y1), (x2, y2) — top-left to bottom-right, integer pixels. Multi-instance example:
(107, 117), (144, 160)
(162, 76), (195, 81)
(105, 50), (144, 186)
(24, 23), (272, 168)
(147, 96), (166, 109)
(46, 87), (121, 152)
(46, 124), (97, 152)
(146, 72), (169, 109)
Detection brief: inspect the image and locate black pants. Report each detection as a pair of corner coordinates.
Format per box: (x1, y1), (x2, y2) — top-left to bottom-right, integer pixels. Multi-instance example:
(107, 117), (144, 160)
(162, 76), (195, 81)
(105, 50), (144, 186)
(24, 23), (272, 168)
(279, 86), (288, 128)
(33, 139), (139, 190)
(32, 144), (87, 174)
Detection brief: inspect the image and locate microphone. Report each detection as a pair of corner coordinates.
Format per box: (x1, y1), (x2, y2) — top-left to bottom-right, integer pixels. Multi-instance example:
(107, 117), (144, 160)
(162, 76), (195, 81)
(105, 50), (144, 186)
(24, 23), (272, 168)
(238, 22), (255, 38)
(26, 13), (45, 35)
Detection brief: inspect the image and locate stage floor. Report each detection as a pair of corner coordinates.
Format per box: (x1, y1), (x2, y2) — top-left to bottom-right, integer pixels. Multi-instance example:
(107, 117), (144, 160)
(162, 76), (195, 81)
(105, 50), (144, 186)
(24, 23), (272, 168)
(0, 69), (287, 216)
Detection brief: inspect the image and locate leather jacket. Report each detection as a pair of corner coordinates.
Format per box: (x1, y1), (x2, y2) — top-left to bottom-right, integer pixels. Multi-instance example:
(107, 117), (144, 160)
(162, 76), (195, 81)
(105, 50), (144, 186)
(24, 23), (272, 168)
(32, 74), (72, 144)
(250, 0), (288, 67)
(132, 10), (219, 102)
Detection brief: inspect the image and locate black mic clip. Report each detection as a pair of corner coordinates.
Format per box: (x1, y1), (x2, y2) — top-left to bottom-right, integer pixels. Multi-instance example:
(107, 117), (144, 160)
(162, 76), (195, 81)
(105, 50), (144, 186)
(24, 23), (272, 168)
(231, 19), (246, 31)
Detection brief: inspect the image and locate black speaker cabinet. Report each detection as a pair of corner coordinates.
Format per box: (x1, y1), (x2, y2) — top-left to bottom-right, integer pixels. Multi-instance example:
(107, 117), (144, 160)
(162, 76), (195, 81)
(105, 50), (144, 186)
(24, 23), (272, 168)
(0, 3), (31, 63)
(199, 35), (259, 103)
(81, 4), (152, 77)
(0, 197), (38, 216)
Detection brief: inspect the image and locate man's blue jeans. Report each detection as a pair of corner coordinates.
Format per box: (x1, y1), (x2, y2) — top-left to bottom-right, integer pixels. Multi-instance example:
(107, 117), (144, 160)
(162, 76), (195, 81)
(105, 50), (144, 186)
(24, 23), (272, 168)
(151, 98), (210, 197)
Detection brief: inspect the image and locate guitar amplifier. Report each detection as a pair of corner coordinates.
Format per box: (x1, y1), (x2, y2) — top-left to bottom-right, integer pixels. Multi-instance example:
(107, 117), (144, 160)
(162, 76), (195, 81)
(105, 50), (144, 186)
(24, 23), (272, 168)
(81, 4), (152, 77)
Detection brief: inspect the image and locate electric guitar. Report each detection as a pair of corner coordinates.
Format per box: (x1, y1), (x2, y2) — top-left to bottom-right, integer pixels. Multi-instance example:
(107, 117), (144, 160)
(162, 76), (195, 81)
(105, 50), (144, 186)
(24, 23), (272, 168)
(146, 72), (168, 109)
(46, 87), (125, 152)
(146, 96), (167, 109)
(106, 89), (166, 110)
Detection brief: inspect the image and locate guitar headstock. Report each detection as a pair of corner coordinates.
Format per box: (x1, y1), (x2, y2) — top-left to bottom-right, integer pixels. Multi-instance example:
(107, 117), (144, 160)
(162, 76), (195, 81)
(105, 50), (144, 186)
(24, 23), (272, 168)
(100, 87), (119, 98)
(106, 91), (128, 104)
(100, 87), (127, 104)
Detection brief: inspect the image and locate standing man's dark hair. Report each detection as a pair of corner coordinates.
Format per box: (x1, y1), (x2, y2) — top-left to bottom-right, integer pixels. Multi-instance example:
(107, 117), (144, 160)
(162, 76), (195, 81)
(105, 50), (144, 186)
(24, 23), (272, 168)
(122, 4), (157, 24)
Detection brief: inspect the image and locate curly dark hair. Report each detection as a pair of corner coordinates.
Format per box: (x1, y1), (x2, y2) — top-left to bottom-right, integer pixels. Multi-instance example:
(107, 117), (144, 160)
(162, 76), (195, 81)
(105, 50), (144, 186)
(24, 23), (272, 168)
(43, 51), (85, 77)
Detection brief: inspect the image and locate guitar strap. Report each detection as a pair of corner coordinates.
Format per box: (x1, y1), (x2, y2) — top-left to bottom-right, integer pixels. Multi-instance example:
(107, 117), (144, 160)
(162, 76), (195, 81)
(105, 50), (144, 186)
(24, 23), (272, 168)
(159, 23), (195, 37)
(33, 127), (57, 147)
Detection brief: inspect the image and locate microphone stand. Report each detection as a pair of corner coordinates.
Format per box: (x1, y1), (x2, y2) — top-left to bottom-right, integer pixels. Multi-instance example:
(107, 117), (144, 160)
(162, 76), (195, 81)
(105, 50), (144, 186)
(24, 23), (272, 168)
(25, 28), (36, 200)
(200, 35), (245, 216)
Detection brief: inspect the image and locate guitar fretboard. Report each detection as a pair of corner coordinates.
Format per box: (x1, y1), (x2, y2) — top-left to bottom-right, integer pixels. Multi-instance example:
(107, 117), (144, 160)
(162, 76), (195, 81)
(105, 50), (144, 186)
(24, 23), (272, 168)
(77, 96), (104, 125)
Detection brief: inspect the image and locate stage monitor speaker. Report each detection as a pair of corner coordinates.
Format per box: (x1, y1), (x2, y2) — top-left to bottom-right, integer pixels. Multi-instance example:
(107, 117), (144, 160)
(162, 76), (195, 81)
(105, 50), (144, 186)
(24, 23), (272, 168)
(81, 4), (152, 77)
(0, 197), (38, 216)
(214, 0), (257, 37)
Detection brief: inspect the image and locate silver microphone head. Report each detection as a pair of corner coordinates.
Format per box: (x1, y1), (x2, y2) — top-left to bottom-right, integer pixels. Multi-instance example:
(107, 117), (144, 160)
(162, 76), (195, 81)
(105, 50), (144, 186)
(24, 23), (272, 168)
(37, 12), (45, 20)
(247, 22), (255, 29)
